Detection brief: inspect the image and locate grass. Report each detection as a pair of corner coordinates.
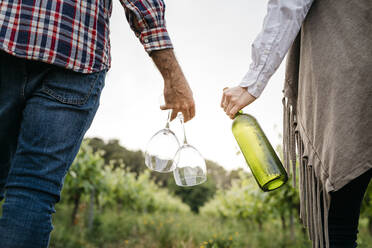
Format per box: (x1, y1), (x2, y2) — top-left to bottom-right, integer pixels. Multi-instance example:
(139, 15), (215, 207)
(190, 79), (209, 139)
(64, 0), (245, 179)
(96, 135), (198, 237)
(1, 201), (371, 247)
(50, 204), (311, 248)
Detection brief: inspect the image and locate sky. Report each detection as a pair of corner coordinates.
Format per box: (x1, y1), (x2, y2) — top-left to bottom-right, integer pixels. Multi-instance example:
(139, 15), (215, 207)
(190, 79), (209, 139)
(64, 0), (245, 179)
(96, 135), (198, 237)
(86, 0), (286, 171)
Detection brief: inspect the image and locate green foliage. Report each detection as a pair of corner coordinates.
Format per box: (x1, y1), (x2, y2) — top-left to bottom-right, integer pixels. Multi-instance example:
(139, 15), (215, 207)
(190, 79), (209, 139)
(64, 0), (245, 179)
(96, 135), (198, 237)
(200, 170), (303, 245)
(361, 180), (372, 217)
(84, 137), (244, 214)
(167, 176), (217, 213)
(86, 137), (240, 190)
(99, 165), (190, 213)
(50, 205), (313, 248)
(201, 172), (270, 225)
(51, 138), (372, 248)
(63, 141), (106, 202)
(87, 138), (146, 176)
(62, 141), (107, 224)
(361, 179), (372, 236)
(205, 160), (237, 189)
(60, 141), (190, 227)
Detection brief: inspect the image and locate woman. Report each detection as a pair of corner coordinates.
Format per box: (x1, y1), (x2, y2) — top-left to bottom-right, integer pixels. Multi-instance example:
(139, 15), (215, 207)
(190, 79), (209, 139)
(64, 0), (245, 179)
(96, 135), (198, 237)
(221, 0), (372, 247)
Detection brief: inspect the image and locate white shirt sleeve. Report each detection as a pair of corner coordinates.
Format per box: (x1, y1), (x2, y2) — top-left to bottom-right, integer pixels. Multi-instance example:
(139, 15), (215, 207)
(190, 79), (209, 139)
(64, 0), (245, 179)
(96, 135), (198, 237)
(240, 0), (314, 98)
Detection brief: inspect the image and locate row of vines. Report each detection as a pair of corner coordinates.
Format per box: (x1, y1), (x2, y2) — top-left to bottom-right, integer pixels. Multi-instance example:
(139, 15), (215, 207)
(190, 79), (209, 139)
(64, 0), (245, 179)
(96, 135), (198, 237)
(49, 140), (372, 248)
(61, 141), (189, 228)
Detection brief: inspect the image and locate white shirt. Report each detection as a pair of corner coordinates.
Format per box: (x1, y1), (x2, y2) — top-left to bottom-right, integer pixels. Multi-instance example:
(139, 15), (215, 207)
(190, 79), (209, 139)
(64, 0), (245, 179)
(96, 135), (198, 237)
(240, 0), (314, 98)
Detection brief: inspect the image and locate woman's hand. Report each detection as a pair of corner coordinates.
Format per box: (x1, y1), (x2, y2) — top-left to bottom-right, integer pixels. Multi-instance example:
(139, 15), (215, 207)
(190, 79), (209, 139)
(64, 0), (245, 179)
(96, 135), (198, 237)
(221, 86), (256, 119)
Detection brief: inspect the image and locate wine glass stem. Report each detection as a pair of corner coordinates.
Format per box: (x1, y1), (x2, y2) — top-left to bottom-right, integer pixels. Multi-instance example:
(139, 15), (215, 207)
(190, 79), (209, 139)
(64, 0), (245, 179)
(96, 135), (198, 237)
(165, 110), (171, 129)
(180, 114), (188, 144)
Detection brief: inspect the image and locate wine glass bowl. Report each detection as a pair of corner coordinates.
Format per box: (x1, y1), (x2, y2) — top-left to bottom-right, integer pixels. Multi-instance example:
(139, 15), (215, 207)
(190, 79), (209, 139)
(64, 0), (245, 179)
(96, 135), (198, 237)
(145, 102), (207, 186)
(172, 144), (207, 186)
(145, 128), (180, 172)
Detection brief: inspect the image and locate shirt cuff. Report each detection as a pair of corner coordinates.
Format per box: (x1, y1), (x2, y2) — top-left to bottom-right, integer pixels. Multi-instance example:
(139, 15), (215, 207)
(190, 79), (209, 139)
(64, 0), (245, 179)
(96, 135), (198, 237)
(239, 68), (268, 98)
(139, 27), (174, 53)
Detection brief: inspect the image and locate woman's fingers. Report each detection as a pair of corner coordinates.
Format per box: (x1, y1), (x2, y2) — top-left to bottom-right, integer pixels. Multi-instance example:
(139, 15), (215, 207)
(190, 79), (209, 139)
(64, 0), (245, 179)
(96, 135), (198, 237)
(221, 86), (257, 118)
(228, 105), (241, 119)
(225, 101), (234, 117)
(221, 94), (226, 108)
(226, 100), (242, 119)
(221, 87), (229, 108)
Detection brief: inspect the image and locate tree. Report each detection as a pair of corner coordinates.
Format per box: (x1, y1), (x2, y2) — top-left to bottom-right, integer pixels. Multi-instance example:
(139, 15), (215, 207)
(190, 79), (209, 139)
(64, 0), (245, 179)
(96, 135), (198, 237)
(87, 138), (171, 185)
(167, 176), (217, 213)
(62, 141), (106, 225)
(205, 160), (231, 189)
(265, 175), (300, 240)
(87, 138), (147, 175)
(86, 137), (241, 190)
(200, 171), (271, 230)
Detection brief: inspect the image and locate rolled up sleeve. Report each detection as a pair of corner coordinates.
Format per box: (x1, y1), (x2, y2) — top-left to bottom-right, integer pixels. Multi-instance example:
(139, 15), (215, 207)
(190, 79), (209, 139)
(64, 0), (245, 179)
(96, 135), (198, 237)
(119, 0), (173, 53)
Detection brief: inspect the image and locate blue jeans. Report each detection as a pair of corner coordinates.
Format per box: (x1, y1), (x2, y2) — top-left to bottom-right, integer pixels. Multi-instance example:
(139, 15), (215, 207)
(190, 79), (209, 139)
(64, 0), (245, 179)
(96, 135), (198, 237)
(0, 51), (106, 247)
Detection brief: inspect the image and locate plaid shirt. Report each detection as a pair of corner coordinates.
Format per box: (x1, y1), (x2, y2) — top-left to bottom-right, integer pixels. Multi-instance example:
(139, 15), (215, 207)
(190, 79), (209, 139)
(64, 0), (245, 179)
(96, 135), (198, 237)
(0, 0), (173, 73)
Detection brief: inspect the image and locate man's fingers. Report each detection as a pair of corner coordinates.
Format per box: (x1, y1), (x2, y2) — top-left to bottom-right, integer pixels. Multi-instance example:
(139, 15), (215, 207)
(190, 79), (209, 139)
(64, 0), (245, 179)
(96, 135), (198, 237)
(182, 110), (190, 123)
(181, 104), (191, 122)
(170, 109), (178, 121)
(184, 106), (195, 123)
(162, 103), (195, 122)
(160, 104), (171, 111)
(190, 104), (196, 119)
(161, 105), (178, 121)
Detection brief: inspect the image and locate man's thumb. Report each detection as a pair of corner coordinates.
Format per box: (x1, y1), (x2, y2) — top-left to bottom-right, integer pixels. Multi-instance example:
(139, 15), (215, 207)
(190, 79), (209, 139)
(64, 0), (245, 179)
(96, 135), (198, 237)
(160, 105), (171, 110)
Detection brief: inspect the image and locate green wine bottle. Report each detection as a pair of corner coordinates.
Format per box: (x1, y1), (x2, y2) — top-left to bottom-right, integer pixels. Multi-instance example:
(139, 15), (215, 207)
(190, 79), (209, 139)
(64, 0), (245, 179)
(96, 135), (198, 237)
(232, 111), (288, 191)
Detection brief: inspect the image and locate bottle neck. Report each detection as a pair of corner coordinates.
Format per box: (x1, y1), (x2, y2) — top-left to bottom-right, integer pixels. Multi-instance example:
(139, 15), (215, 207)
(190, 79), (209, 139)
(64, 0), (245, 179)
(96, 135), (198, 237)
(234, 111), (257, 122)
(234, 110), (244, 119)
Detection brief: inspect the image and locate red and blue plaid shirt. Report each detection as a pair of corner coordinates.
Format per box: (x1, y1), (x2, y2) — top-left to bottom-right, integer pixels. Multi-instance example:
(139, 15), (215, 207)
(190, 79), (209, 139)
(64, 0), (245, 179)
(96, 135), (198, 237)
(0, 0), (173, 73)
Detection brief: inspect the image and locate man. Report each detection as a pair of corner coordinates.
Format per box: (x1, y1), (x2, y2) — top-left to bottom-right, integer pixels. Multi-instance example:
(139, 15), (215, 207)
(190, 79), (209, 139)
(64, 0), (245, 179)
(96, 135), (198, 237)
(0, 1), (195, 247)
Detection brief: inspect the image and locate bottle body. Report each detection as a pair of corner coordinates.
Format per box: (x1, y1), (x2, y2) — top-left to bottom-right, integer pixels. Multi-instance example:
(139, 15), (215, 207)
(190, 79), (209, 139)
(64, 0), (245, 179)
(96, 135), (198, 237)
(232, 112), (287, 191)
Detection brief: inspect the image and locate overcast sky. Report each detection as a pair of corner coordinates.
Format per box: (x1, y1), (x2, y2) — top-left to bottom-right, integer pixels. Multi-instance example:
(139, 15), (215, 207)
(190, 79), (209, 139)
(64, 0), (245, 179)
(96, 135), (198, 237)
(86, 0), (286, 171)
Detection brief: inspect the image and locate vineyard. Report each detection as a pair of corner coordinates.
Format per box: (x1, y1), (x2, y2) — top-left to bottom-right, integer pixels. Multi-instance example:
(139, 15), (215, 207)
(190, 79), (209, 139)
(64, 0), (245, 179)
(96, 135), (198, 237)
(47, 139), (372, 248)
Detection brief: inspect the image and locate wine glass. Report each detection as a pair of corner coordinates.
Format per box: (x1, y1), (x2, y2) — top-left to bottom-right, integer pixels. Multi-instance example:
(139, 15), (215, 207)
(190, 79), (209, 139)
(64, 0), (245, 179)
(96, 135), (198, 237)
(145, 110), (181, 172)
(172, 113), (207, 186)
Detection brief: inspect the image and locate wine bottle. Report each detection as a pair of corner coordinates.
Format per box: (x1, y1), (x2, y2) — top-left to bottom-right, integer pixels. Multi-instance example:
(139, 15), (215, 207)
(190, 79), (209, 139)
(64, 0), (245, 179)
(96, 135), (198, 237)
(232, 111), (288, 191)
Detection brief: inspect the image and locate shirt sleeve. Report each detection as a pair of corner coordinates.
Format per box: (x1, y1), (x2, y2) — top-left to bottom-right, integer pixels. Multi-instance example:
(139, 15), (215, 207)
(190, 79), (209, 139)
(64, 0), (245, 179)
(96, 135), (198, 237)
(119, 0), (173, 53)
(240, 0), (314, 98)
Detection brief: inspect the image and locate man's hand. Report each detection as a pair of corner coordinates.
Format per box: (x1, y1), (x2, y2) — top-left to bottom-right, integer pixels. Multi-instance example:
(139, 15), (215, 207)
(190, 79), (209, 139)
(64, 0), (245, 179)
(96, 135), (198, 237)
(221, 86), (256, 119)
(151, 49), (195, 122)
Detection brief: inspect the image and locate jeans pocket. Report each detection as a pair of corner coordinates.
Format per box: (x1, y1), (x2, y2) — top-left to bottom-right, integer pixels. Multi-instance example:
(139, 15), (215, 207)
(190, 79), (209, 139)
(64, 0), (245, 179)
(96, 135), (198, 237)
(41, 68), (101, 106)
